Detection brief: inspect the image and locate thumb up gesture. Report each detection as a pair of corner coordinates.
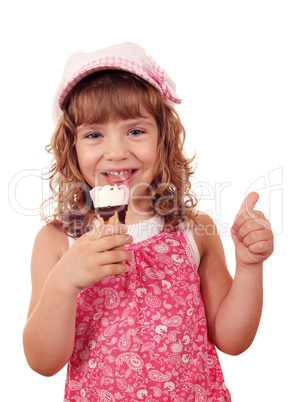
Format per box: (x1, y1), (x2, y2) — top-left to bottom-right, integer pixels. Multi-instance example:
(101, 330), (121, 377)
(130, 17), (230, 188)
(231, 192), (274, 268)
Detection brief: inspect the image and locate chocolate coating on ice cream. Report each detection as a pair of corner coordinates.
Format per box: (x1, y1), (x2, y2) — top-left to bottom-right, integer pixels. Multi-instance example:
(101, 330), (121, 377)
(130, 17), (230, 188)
(95, 205), (128, 224)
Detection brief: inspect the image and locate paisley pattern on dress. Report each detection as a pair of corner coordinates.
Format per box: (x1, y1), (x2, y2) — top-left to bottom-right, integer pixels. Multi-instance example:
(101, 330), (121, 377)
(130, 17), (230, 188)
(64, 229), (231, 401)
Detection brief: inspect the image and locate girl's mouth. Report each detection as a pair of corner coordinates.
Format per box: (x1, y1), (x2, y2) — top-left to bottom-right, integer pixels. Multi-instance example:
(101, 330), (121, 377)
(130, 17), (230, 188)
(101, 169), (137, 185)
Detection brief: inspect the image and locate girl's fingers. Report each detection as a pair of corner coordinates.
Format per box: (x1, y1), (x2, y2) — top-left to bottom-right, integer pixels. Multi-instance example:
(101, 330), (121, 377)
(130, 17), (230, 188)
(235, 217), (267, 242)
(240, 227), (270, 248)
(102, 263), (130, 277)
(232, 209), (266, 235)
(234, 192), (260, 220)
(94, 234), (133, 253)
(248, 239), (274, 256)
(231, 193), (274, 265)
(97, 249), (133, 266)
(86, 224), (128, 240)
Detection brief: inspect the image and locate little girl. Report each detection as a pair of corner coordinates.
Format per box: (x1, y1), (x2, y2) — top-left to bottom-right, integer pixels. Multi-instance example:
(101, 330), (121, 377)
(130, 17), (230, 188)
(23, 43), (274, 401)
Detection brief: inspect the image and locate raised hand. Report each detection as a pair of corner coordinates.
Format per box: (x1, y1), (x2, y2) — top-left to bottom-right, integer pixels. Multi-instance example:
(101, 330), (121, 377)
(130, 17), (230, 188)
(231, 192), (274, 268)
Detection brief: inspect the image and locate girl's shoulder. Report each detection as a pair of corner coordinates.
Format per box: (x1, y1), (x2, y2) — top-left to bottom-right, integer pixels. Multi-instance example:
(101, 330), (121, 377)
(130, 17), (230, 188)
(34, 224), (69, 260)
(190, 211), (218, 233)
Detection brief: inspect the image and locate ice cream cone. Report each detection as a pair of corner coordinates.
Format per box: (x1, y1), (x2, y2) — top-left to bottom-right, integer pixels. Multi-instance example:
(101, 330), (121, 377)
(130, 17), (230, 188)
(90, 185), (130, 276)
(97, 211), (124, 251)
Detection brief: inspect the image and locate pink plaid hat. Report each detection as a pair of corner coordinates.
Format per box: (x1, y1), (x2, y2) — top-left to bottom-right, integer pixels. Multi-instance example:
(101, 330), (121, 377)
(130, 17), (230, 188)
(52, 42), (181, 121)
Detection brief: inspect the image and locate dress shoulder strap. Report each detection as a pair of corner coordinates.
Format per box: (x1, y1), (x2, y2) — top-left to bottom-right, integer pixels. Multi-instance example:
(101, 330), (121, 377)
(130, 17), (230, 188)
(179, 219), (200, 268)
(68, 235), (75, 248)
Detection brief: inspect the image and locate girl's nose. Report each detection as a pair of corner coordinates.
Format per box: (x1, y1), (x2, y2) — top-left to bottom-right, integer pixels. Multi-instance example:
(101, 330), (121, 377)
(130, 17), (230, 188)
(103, 137), (130, 160)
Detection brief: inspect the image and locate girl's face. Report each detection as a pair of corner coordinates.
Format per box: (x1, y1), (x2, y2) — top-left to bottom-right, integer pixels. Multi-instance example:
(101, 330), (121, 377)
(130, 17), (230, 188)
(75, 115), (159, 212)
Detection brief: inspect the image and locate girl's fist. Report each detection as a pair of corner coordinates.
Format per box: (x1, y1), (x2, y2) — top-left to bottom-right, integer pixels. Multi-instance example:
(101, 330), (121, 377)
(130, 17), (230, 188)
(59, 224), (133, 291)
(231, 192), (274, 268)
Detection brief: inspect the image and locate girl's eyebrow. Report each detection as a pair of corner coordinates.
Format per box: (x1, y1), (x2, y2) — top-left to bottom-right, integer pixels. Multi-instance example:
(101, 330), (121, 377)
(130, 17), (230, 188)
(76, 125), (99, 135)
(121, 117), (156, 128)
(77, 117), (155, 133)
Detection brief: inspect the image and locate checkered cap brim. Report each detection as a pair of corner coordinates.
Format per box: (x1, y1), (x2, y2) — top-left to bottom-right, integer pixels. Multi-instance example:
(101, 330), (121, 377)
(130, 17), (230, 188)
(52, 42), (181, 121)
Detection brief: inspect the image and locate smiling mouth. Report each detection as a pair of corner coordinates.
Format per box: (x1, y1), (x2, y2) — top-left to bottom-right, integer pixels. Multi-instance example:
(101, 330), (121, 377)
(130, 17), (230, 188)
(101, 169), (137, 184)
(103, 169), (134, 177)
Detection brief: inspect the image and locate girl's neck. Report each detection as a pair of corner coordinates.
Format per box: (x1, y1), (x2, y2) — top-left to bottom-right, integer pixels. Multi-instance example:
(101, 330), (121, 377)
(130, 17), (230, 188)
(125, 204), (156, 225)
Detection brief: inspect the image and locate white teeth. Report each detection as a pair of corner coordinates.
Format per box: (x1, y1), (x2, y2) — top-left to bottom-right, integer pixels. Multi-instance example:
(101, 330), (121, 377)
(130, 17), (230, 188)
(105, 170), (133, 176)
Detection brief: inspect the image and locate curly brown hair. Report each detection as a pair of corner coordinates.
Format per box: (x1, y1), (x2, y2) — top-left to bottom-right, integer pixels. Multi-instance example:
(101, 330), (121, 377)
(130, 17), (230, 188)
(42, 70), (197, 237)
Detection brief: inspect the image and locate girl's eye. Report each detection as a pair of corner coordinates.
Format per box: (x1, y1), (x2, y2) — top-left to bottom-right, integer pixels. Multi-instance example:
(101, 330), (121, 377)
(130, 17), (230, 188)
(129, 129), (144, 136)
(86, 132), (101, 139)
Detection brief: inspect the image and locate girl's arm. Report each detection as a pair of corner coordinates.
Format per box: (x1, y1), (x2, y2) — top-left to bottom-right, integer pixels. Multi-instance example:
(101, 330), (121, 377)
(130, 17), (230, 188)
(23, 224), (132, 376)
(195, 192), (273, 355)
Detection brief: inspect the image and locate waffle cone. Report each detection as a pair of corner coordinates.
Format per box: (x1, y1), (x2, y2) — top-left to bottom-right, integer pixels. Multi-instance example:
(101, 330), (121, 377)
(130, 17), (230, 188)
(97, 211), (124, 251)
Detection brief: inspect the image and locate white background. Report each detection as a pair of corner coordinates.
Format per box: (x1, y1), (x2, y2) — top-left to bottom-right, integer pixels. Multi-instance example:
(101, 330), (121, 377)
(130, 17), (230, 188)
(1, 0), (290, 400)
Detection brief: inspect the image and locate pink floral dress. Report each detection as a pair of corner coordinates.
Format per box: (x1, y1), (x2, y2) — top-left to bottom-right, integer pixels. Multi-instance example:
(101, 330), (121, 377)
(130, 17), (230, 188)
(64, 227), (231, 401)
